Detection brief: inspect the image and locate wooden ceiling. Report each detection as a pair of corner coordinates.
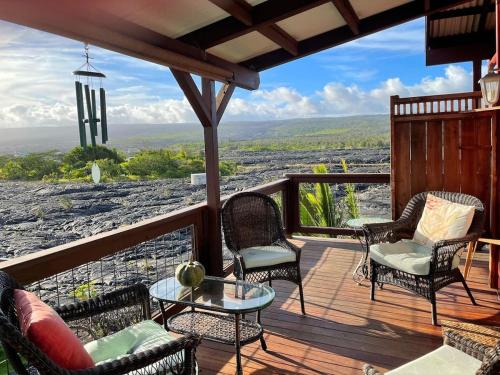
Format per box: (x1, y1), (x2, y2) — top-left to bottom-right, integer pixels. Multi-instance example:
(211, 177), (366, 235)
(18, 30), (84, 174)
(0, 0), (478, 90)
(426, 0), (496, 65)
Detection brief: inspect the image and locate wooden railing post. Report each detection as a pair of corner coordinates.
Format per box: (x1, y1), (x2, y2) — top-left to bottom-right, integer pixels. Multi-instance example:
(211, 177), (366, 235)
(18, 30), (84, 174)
(285, 176), (299, 237)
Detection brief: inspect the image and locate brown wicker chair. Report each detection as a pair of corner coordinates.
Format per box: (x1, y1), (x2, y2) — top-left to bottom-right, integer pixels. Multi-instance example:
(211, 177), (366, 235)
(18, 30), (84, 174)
(221, 192), (305, 315)
(0, 271), (200, 374)
(363, 324), (499, 375)
(364, 191), (485, 325)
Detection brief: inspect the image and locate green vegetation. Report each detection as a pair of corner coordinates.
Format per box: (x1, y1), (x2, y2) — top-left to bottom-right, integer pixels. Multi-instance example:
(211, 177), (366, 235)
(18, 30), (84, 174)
(299, 161), (359, 236)
(70, 280), (98, 301)
(0, 146), (238, 182)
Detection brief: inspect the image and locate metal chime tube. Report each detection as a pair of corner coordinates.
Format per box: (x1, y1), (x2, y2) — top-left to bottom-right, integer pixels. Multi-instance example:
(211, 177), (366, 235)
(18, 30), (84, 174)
(84, 84), (97, 147)
(74, 81), (87, 147)
(91, 89), (98, 137)
(100, 88), (108, 144)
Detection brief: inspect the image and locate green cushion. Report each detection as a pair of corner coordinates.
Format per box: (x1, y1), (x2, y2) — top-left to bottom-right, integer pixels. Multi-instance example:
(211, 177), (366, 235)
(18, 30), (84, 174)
(84, 320), (177, 365)
(387, 344), (482, 375)
(240, 245), (296, 269)
(370, 240), (461, 275)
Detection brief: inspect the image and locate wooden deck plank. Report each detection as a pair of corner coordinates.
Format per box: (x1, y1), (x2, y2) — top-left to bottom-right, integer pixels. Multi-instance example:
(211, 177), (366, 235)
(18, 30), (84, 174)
(197, 238), (500, 374)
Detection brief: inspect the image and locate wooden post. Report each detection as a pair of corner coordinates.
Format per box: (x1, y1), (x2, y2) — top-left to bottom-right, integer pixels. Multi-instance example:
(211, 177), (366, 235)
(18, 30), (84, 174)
(473, 59), (481, 92)
(170, 69), (235, 276)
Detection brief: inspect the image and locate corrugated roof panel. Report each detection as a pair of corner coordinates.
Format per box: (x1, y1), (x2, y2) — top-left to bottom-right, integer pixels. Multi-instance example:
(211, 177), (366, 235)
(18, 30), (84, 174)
(276, 3), (346, 42)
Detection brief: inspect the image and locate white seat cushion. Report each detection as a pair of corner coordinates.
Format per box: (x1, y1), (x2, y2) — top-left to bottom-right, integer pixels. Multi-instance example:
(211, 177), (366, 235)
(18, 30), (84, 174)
(387, 344), (482, 375)
(240, 245), (296, 269)
(370, 240), (461, 275)
(85, 320), (184, 373)
(413, 194), (475, 248)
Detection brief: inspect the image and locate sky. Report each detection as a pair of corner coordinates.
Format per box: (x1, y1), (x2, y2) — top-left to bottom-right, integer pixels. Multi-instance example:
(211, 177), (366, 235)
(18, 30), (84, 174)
(0, 17), (480, 128)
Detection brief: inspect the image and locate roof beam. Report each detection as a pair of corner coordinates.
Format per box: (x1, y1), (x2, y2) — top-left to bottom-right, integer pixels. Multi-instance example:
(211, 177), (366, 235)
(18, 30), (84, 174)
(242, 0), (472, 71)
(180, 0), (330, 49)
(0, 0), (260, 90)
(477, 0), (493, 33)
(331, 0), (359, 35)
(208, 0), (298, 55)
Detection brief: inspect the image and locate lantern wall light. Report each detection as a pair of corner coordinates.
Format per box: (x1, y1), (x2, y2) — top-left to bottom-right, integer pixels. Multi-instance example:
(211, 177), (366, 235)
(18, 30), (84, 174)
(479, 68), (500, 108)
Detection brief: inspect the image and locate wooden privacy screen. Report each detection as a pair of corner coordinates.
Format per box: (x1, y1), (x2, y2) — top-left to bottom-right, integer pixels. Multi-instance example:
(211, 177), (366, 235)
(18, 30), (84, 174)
(391, 92), (499, 288)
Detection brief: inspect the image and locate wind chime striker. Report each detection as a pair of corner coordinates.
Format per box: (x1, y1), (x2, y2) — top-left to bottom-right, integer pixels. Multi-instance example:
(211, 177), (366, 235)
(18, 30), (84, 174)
(73, 44), (108, 183)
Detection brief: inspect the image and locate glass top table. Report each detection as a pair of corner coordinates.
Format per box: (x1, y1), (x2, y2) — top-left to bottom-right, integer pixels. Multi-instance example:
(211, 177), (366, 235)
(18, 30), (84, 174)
(150, 276), (275, 375)
(150, 276), (275, 314)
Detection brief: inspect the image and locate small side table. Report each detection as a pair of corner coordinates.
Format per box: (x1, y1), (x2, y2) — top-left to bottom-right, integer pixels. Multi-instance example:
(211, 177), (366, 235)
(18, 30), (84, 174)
(150, 276), (275, 375)
(347, 217), (392, 284)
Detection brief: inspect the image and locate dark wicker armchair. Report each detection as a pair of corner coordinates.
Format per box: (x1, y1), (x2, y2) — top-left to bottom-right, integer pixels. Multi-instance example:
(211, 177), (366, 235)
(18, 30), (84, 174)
(364, 191), (485, 325)
(221, 192), (305, 315)
(363, 324), (499, 375)
(0, 271), (200, 375)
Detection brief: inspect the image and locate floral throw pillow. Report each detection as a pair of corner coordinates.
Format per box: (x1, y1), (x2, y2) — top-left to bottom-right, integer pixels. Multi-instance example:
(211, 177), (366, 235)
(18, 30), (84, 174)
(413, 194), (475, 248)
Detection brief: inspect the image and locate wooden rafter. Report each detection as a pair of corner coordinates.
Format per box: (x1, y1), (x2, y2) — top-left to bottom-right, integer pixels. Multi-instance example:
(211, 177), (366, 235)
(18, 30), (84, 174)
(429, 3), (494, 21)
(242, 0), (472, 71)
(0, 0), (260, 90)
(331, 0), (359, 35)
(216, 83), (236, 124)
(208, 0), (298, 55)
(180, 0), (330, 50)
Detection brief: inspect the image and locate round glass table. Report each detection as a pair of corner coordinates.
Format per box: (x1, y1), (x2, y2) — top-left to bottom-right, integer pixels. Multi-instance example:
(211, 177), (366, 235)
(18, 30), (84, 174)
(150, 276), (275, 375)
(346, 216), (392, 284)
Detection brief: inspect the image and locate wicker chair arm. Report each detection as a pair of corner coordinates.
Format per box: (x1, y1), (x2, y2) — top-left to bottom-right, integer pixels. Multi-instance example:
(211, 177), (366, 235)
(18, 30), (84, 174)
(443, 330), (492, 361)
(363, 219), (413, 245)
(55, 283), (150, 322)
(362, 364), (384, 375)
(433, 233), (479, 249)
(431, 235), (478, 273)
(89, 333), (202, 375)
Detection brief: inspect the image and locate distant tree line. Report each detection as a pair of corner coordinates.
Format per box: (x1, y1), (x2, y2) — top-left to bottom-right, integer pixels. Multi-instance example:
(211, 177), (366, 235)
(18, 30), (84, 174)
(0, 146), (237, 182)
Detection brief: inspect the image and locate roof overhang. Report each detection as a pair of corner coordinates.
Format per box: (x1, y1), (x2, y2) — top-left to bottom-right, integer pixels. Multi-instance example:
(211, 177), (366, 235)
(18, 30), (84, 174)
(0, 0), (475, 90)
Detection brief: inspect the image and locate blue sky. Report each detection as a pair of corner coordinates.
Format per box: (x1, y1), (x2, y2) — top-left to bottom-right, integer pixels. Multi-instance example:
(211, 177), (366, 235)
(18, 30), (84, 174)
(0, 17), (478, 128)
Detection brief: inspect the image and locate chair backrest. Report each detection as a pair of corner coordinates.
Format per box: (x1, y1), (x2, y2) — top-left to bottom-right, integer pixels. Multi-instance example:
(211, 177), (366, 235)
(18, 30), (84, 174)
(221, 192), (285, 252)
(400, 191), (485, 238)
(0, 271), (65, 375)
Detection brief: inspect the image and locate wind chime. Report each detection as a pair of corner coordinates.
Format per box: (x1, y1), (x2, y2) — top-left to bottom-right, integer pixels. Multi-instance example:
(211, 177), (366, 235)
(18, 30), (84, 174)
(73, 43), (108, 148)
(73, 44), (108, 183)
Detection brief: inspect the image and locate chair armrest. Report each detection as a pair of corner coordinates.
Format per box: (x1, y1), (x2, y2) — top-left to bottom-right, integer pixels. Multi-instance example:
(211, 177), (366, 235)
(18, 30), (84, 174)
(431, 234), (478, 273)
(94, 333), (202, 375)
(443, 330), (492, 361)
(55, 283), (150, 322)
(363, 219), (413, 246)
(362, 364), (384, 375)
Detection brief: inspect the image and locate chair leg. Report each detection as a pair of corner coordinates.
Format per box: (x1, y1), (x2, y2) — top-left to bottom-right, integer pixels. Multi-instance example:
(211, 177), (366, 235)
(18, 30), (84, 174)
(370, 263), (376, 301)
(459, 272), (477, 305)
(430, 292), (437, 326)
(298, 279), (306, 315)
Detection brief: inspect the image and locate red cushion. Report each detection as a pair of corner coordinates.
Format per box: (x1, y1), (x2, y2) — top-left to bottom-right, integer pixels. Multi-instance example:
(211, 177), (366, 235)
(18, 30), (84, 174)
(14, 290), (94, 370)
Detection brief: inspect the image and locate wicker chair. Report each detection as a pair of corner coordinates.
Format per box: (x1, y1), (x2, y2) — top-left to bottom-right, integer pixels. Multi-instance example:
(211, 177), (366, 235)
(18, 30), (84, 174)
(364, 191), (485, 325)
(221, 192), (305, 315)
(363, 324), (499, 375)
(0, 271), (200, 374)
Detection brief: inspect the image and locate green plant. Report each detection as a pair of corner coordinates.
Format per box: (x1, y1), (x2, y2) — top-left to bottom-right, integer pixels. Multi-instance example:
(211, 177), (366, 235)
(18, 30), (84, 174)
(70, 280), (97, 301)
(299, 162), (360, 237)
(59, 196), (73, 210)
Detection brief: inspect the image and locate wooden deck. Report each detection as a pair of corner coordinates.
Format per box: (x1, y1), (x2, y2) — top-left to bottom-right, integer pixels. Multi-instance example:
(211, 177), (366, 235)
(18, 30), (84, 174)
(197, 237), (500, 374)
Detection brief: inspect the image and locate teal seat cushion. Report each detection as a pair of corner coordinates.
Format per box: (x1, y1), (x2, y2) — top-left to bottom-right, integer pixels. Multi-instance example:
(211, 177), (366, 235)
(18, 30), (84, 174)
(370, 240), (461, 275)
(240, 245), (296, 269)
(386, 344), (482, 375)
(84, 320), (179, 366)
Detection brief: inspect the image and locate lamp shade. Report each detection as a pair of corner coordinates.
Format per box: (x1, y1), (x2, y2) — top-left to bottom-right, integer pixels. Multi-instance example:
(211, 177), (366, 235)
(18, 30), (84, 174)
(479, 70), (500, 107)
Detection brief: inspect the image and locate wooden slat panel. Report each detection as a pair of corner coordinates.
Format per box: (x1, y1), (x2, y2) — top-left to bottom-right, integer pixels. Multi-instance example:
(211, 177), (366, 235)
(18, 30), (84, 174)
(393, 122), (411, 218)
(460, 118), (477, 196)
(426, 120), (443, 190)
(443, 119), (461, 191)
(410, 121), (427, 196)
(475, 116), (492, 232)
